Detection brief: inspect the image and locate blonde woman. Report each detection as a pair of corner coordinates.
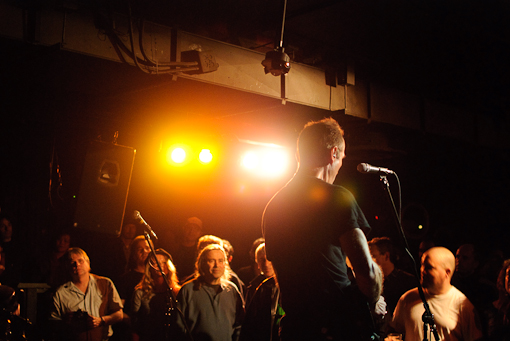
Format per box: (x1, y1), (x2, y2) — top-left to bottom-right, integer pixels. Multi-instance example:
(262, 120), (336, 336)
(131, 249), (180, 341)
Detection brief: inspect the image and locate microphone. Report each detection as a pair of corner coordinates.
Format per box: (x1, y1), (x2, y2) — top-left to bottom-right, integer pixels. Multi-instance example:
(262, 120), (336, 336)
(133, 210), (158, 240)
(357, 163), (394, 175)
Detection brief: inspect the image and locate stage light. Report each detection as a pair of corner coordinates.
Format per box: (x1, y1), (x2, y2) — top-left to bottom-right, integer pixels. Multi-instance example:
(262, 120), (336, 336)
(241, 152), (258, 170)
(240, 147), (290, 178)
(199, 149), (213, 163)
(262, 48), (291, 76)
(170, 147), (186, 164)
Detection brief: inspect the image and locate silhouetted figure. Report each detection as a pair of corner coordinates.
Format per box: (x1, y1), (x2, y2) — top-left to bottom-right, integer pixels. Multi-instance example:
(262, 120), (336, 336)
(168, 217), (203, 280)
(485, 259), (510, 340)
(237, 238), (264, 286)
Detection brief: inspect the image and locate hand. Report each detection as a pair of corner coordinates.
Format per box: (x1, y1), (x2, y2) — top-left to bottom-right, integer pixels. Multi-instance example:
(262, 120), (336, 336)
(88, 315), (104, 329)
(372, 295), (387, 318)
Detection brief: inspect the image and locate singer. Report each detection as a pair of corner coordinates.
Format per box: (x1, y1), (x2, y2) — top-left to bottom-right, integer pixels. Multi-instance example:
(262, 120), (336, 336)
(262, 117), (384, 341)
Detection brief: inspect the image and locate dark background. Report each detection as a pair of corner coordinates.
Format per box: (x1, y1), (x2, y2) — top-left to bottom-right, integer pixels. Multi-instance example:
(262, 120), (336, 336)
(1, 0), (510, 272)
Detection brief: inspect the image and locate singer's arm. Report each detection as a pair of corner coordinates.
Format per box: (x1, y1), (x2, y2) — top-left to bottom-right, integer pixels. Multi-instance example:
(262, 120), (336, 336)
(339, 228), (383, 304)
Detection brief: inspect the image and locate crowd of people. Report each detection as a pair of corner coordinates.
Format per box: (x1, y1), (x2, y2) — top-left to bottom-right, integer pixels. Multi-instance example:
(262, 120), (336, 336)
(0, 117), (509, 341)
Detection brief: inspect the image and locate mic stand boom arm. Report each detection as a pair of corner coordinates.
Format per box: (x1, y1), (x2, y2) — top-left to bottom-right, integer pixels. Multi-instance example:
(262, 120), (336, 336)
(378, 175), (439, 341)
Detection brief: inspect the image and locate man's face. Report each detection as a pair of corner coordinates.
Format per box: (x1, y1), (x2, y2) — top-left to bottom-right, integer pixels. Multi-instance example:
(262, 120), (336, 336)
(201, 249), (225, 283)
(421, 253), (446, 290)
(0, 219), (12, 240)
(121, 224), (137, 240)
(455, 245), (477, 275)
(369, 245), (386, 267)
(256, 250), (275, 277)
(69, 253), (90, 277)
(56, 234), (71, 253)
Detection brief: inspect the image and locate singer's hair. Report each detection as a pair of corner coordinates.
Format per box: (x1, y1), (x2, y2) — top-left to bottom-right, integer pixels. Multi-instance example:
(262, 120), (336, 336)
(194, 244), (231, 286)
(135, 248), (179, 299)
(297, 117), (344, 167)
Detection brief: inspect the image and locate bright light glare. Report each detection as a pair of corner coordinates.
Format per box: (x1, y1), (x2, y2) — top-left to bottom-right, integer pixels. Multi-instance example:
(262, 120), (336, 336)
(242, 152), (258, 169)
(261, 150), (288, 177)
(170, 147), (186, 163)
(199, 149), (213, 163)
(241, 148), (289, 178)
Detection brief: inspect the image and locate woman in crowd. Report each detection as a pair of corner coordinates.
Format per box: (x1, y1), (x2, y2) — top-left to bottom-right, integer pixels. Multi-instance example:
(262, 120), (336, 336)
(486, 259), (510, 340)
(131, 249), (180, 341)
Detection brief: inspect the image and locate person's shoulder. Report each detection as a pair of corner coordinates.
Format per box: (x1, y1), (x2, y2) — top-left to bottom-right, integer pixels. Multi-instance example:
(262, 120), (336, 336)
(400, 287), (420, 301)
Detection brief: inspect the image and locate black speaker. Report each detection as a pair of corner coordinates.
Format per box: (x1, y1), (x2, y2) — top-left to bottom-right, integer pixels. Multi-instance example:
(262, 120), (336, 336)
(73, 141), (136, 236)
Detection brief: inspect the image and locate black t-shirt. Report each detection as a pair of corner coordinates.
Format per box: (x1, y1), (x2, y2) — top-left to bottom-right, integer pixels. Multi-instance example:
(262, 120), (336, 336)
(262, 174), (370, 314)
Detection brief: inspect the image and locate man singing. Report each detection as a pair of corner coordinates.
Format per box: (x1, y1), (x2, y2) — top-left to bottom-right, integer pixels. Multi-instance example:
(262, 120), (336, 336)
(262, 117), (384, 340)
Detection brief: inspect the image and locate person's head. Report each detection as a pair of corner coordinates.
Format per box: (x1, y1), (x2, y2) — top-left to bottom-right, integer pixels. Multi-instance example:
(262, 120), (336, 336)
(181, 217), (203, 245)
(297, 118), (345, 176)
(54, 231), (71, 254)
(249, 237), (265, 263)
(121, 223), (137, 240)
(127, 236), (153, 271)
(496, 259), (510, 297)
(138, 249), (179, 296)
(419, 238), (435, 260)
(255, 243), (274, 277)
(368, 237), (397, 266)
(455, 244), (479, 276)
(148, 249), (178, 282)
(196, 244), (229, 284)
(67, 247), (91, 278)
(0, 215), (13, 242)
(197, 235), (224, 254)
(421, 247), (455, 294)
(222, 239), (234, 263)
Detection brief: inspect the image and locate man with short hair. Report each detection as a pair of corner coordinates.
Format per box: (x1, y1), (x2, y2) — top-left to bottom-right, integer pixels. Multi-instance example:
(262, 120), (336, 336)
(263, 117), (384, 340)
(176, 244), (244, 341)
(51, 247), (123, 341)
(368, 237), (416, 318)
(391, 246), (483, 341)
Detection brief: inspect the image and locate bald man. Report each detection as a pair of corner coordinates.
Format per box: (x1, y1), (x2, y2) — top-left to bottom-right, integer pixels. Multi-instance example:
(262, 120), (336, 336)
(390, 247), (483, 341)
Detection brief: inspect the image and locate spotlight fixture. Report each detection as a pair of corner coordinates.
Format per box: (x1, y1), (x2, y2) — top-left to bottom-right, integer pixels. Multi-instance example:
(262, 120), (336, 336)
(262, 47), (291, 76)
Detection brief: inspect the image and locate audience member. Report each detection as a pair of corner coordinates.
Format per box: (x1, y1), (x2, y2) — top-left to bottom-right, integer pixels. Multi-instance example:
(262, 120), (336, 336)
(485, 259), (510, 340)
(106, 222), (139, 283)
(223, 238), (246, 297)
(112, 235), (153, 341)
(50, 247), (123, 341)
(239, 243), (282, 341)
(244, 243), (275, 307)
(31, 230), (72, 289)
(131, 248), (180, 341)
(176, 243), (244, 341)
(391, 246), (483, 341)
(168, 217), (204, 280)
(237, 238), (265, 286)
(368, 237), (416, 318)
(452, 243), (498, 335)
(0, 214), (23, 287)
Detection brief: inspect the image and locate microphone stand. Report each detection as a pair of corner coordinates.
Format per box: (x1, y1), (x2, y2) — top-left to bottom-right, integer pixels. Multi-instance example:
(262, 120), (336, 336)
(378, 175), (439, 341)
(142, 231), (194, 341)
